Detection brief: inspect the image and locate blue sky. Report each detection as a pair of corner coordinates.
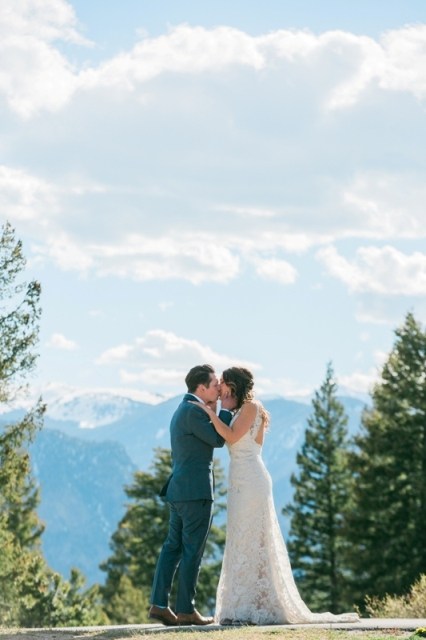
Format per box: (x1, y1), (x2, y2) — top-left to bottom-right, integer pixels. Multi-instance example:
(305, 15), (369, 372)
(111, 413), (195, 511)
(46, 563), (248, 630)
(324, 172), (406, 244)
(1, 0), (426, 406)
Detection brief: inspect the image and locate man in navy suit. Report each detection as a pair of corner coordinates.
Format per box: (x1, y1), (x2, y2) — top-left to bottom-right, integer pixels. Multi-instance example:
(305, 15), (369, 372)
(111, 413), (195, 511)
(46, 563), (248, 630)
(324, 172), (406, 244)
(149, 364), (235, 626)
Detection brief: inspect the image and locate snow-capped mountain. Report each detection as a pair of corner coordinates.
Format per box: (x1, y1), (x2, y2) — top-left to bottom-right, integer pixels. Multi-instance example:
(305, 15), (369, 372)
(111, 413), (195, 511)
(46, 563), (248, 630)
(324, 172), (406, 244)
(46, 391), (148, 428)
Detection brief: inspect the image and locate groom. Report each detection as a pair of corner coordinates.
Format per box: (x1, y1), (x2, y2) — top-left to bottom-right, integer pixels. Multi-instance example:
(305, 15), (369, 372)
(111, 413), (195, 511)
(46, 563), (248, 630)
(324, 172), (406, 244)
(149, 364), (235, 626)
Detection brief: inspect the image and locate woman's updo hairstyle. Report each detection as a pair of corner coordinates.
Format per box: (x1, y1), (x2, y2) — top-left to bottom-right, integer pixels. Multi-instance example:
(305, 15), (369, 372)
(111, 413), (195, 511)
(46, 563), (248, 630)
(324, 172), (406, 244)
(222, 366), (255, 411)
(222, 366), (270, 428)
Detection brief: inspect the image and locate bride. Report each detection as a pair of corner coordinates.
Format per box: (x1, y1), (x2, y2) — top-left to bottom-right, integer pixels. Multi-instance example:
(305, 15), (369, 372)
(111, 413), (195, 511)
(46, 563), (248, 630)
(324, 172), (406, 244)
(194, 366), (359, 626)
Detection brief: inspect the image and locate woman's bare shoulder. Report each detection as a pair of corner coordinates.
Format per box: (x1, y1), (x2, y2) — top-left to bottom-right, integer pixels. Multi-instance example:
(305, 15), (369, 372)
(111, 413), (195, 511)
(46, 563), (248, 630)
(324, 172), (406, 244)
(240, 401), (258, 414)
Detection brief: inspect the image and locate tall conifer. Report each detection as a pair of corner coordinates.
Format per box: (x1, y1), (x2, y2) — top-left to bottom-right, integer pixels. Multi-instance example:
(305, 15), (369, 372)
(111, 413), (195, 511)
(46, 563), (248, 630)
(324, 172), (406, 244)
(346, 312), (426, 604)
(0, 222), (46, 622)
(284, 362), (352, 612)
(0, 222), (105, 627)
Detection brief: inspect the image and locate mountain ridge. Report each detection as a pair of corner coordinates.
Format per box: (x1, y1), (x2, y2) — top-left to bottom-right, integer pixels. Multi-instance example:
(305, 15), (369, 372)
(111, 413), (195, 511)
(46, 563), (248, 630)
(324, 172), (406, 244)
(1, 391), (367, 585)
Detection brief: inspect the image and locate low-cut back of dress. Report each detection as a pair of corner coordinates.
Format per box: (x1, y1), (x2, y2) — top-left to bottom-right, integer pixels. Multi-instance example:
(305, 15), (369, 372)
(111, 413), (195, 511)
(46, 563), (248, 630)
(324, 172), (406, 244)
(215, 400), (359, 625)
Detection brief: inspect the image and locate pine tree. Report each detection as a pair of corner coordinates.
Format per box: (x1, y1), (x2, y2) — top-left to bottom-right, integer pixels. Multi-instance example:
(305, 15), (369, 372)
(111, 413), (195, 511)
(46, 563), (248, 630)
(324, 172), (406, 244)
(0, 222), (44, 554)
(283, 362), (353, 612)
(101, 447), (227, 621)
(0, 222), (105, 627)
(346, 312), (426, 605)
(0, 221), (46, 623)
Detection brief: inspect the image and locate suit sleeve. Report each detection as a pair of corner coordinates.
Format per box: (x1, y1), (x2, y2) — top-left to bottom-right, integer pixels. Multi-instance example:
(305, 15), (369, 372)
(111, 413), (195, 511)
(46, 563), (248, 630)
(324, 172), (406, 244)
(189, 405), (228, 448)
(219, 409), (233, 426)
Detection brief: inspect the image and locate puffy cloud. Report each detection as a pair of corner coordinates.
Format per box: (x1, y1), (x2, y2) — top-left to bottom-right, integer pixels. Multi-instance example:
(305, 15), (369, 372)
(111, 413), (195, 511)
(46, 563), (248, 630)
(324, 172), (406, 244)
(80, 24), (265, 91)
(379, 24), (426, 99)
(1, 3), (426, 119)
(3, 161), (425, 289)
(30, 227), (306, 285)
(338, 369), (377, 395)
(46, 332), (78, 350)
(0, 0), (88, 44)
(29, 226), (241, 283)
(0, 0), (88, 118)
(97, 329), (254, 367)
(91, 233), (240, 284)
(317, 245), (426, 295)
(79, 24), (426, 110)
(33, 232), (94, 272)
(339, 348), (388, 395)
(0, 165), (57, 223)
(253, 257), (298, 285)
(1, 6), (425, 296)
(97, 329), (260, 389)
(342, 172), (426, 239)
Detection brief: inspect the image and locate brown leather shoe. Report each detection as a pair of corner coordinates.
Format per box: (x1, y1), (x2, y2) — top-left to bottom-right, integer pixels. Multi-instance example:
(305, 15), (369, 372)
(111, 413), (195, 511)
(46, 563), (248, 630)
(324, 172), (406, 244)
(177, 609), (214, 625)
(149, 604), (178, 626)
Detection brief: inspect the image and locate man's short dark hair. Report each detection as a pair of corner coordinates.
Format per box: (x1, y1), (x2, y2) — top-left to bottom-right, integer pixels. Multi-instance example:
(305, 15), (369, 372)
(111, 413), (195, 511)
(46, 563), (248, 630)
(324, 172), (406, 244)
(185, 364), (215, 393)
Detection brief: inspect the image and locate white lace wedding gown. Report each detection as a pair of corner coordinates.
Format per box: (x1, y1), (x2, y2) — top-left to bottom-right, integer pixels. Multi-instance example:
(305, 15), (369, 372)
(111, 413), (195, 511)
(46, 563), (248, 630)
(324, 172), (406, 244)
(215, 401), (359, 625)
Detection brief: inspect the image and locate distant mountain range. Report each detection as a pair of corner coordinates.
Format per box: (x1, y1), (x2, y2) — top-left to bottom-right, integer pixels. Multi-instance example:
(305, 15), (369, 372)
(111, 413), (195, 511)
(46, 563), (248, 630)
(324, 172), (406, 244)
(0, 392), (367, 585)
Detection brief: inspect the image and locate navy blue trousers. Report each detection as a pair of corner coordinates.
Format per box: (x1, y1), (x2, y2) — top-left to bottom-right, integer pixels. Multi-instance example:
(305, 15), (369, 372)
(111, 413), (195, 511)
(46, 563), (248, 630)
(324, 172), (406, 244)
(150, 499), (214, 613)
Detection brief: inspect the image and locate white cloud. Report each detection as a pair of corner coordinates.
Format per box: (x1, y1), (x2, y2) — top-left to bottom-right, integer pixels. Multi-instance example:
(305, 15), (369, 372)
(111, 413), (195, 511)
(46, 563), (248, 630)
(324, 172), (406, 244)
(355, 308), (396, 325)
(322, 31), (385, 110)
(33, 232), (94, 272)
(31, 232), (240, 283)
(4, 162), (425, 288)
(79, 24), (426, 110)
(338, 370), (377, 395)
(73, 23), (426, 110)
(342, 172), (426, 239)
(91, 233), (240, 284)
(46, 332), (78, 350)
(379, 24), (426, 99)
(0, 165), (57, 223)
(1, 6), (426, 119)
(79, 24), (265, 91)
(96, 343), (134, 364)
(0, 0), (89, 45)
(339, 349), (388, 396)
(97, 329), (253, 367)
(317, 245), (426, 295)
(253, 257), (298, 284)
(97, 329), (260, 389)
(0, 0), (91, 118)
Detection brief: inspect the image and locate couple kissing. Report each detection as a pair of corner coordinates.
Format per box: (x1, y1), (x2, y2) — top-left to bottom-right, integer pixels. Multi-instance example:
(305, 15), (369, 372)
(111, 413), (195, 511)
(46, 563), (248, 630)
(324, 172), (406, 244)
(149, 364), (359, 627)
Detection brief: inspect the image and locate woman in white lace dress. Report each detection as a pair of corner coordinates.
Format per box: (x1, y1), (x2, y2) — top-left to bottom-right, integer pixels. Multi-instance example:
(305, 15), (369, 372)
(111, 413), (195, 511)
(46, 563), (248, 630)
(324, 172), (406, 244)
(195, 366), (359, 626)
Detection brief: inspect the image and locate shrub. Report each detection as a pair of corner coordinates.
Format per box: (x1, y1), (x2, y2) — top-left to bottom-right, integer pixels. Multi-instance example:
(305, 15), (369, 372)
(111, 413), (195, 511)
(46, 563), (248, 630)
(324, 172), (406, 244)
(365, 574), (426, 618)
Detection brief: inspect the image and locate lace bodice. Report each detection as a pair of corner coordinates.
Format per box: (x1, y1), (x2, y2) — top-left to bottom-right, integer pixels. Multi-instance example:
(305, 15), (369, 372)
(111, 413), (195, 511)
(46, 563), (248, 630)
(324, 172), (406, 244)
(226, 400), (263, 457)
(215, 401), (359, 626)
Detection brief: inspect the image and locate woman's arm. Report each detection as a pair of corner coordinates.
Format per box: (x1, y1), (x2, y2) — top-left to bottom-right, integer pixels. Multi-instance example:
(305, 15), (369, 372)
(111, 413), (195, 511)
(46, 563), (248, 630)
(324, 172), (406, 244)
(193, 401), (257, 444)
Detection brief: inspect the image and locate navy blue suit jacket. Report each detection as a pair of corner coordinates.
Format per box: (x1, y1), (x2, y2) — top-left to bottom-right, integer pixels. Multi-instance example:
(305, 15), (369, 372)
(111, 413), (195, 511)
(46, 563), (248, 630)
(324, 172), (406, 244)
(161, 394), (232, 501)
